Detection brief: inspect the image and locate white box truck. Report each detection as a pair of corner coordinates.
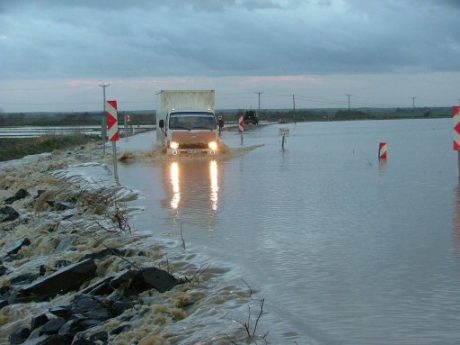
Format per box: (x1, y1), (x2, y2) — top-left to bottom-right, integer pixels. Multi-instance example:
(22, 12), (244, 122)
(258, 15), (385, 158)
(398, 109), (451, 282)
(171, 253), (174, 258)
(156, 90), (219, 155)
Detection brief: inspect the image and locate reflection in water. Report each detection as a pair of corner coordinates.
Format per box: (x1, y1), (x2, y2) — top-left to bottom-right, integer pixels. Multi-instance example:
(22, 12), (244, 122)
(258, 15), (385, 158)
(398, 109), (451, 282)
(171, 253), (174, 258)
(170, 162), (180, 209)
(166, 159), (221, 228)
(453, 184), (460, 257)
(378, 159), (387, 175)
(210, 160), (219, 211)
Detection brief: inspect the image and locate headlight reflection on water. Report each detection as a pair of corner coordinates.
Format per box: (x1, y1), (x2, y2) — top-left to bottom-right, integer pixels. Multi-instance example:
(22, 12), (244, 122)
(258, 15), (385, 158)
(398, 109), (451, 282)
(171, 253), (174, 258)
(168, 160), (219, 212)
(210, 160), (218, 211)
(170, 162), (180, 209)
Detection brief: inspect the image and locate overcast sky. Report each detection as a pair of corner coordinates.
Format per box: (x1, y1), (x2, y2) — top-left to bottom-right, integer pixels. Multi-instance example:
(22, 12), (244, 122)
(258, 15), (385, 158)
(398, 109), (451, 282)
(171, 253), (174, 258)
(1, 0), (460, 112)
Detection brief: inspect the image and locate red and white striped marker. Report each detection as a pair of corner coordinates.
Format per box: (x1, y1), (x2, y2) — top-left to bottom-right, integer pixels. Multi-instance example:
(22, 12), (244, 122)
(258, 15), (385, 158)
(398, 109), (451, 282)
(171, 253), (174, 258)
(106, 100), (119, 142)
(453, 106), (460, 150)
(379, 142), (388, 160)
(452, 106), (460, 177)
(238, 114), (245, 132)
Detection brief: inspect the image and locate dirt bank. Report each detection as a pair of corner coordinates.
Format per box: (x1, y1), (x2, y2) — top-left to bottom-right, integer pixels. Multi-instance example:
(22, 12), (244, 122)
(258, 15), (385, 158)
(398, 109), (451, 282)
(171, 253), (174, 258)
(0, 142), (264, 345)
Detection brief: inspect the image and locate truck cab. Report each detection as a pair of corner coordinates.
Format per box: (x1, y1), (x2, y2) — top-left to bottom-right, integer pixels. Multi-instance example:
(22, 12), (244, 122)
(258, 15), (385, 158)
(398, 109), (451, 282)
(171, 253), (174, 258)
(159, 110), (218, 155)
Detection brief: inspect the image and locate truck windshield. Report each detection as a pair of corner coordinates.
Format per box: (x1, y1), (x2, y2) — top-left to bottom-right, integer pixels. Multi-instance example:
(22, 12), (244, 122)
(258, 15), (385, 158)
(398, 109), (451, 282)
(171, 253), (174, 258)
(169, 112), (216, 130)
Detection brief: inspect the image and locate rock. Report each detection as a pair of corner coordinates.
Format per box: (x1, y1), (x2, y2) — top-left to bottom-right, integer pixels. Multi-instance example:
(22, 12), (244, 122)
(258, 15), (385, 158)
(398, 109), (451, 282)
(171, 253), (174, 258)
(88, 331), (108, 343)
(71, 329), (108, 345)
(55, 201), (75, 211)
(110, 300), (134, 316)
(39, 317), (66, 335)
(81, 269), (134, 296)
(31, 314), (49, 330)
(0, 265), (7, 276)
(34, 190), (46, 200)
(9, 325), (30, 344)
(0, 299), (8, 309)
(111, 323), (131, 335)
(79, 248), (125, 262)
(39, 265), (46, 276)
(5, 188), (29, 204)
(0, 285), (9, 294)
(130, 267), (180, 294)
(79, 278), (112, 296)
(49, 306), (73, 319)
(22, 335), (51, 345)
(17, 259), (97, 302)
(110, 269), (135, 287)
(55, 237), (75, 252)
(74, 319), (99, 331)
(6, 238), (31, 255)
(70, 340), (92, 345)
(63, 317), (101, 335)
(57, 319), (80, 338)
(71, 295), (112, 320)
(22, 334), (71, 345)
(0, 206), (19, 222)
(11, 272), (39, 285)
(54, 260), (72, 269)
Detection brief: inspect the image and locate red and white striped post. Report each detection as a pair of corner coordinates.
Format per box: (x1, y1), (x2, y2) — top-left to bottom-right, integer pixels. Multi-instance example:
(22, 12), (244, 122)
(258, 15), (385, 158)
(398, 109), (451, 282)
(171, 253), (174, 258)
(107, 100), (119, 182)
(378, 142), (388, 160)
(238, 113), (244, 145)
(453, 106), (460, 176)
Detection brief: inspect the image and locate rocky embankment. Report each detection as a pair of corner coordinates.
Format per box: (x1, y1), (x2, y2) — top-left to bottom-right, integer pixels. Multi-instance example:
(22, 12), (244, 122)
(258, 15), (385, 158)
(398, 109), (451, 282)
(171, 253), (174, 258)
(0, 143), (255, 345)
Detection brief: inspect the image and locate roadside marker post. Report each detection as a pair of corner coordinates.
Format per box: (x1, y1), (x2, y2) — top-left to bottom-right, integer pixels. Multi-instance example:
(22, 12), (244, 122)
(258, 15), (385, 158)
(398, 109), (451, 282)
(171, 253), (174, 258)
(378, 142), (388, 160)
(452, 106), (460, 176)
(107, 100), (119, 182)
(238, 113), (244, 145)
(279, 128), (289, 151)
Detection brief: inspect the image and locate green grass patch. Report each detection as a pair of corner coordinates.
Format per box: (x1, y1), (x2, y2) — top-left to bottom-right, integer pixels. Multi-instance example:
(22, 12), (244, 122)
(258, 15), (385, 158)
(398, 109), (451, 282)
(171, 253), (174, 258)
(0, 134), (98, 162)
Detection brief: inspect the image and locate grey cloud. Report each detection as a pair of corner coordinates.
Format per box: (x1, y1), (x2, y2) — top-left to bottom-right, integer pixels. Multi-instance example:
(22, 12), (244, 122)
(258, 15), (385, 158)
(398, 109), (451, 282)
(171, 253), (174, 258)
(0, 0), (300, 13)
(0, 0), (460, 80)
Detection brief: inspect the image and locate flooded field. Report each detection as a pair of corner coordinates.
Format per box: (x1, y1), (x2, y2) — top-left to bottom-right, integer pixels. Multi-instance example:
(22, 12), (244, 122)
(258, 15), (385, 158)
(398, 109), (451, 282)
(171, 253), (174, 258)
(115, 118), (460, 345)
(0, 125), (154, 138)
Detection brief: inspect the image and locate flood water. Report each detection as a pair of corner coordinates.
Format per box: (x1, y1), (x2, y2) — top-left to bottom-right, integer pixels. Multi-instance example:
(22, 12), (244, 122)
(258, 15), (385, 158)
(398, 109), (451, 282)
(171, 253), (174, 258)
(116, 118), (460, 345)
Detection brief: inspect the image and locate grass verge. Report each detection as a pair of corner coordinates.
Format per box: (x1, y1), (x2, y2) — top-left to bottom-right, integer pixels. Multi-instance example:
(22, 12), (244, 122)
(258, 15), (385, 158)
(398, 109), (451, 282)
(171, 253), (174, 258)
(0, 134), (98, 161)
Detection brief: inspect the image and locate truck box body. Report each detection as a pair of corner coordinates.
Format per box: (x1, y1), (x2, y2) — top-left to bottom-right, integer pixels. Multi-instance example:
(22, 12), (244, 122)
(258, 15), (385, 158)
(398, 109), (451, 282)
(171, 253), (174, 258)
(156, 90), (218, 154)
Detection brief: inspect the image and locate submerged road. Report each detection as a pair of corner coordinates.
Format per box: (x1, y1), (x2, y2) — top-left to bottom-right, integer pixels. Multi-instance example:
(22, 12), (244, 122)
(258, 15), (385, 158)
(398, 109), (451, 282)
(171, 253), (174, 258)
(115, 119), (460, 345)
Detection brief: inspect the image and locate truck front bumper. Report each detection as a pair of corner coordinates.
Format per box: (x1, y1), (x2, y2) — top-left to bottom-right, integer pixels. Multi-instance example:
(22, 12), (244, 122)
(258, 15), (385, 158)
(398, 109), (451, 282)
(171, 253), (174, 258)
(167, 148), (217, 155)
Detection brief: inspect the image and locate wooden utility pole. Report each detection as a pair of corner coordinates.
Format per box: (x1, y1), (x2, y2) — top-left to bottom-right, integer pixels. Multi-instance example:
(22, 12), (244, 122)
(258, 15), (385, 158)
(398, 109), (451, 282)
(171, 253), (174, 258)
(255, 91), (263, 117)
(99, 83), (109, 155)
(292, 94), (296, 123)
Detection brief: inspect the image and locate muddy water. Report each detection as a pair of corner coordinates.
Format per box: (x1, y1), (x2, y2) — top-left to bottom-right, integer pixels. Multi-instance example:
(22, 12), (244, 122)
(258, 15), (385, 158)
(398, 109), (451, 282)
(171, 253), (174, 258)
(116, 119), (460, 345)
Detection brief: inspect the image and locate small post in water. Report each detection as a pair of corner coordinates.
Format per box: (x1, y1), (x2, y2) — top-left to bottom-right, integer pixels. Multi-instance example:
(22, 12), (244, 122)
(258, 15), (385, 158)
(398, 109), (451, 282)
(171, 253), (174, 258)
(452, 106), (460, 176)
(378, 142), (388, 160)
(279, 128), (289, 151)
(107, 100), (120, 182)
(238, 112), (245, 145)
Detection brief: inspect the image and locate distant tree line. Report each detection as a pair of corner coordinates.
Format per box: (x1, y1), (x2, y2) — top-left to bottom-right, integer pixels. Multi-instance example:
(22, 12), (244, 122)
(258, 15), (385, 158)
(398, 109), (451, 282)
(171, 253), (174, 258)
(256, 107), (450, 123)
(0, 107), (451, 127)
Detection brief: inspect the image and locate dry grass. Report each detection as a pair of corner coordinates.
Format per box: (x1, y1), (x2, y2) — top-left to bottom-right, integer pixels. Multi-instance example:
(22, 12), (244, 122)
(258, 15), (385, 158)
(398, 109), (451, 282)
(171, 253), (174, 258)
(0, 134), (97, 162)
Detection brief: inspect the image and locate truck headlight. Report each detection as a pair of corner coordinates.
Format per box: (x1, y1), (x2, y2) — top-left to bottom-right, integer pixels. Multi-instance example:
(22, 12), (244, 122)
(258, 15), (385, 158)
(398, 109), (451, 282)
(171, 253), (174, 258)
(170, 141), (179, 150)
(208, 141), (218, 151)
